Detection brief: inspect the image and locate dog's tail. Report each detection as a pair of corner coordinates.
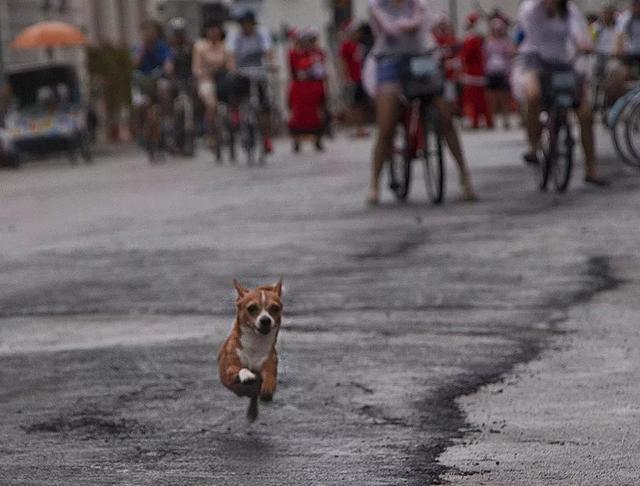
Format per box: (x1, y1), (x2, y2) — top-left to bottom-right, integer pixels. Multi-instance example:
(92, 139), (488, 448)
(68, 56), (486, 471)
(247, 396), (259, 422)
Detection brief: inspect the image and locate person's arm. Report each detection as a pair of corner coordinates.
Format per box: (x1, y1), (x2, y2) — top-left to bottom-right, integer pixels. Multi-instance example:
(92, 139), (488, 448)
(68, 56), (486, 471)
(369, 0), (425, 37)
(164, 46), (175, 77)
(613, 13), (628, 57)
(568, 4), (593, 54)
(516, 0), (536, 52)
(192, 41), (204, 79)
(132, 46), (145, 70)
(226, 49), (237, 73)
(158, 42), (174, 75)
(261, 30), (276, 69)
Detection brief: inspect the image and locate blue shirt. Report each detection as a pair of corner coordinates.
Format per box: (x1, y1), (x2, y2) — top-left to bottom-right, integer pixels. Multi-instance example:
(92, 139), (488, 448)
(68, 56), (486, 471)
(135, 40), (172, 75)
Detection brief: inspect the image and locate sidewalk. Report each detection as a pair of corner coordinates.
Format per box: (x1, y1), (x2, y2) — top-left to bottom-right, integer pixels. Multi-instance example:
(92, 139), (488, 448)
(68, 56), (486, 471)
(439, 255), (640, 485)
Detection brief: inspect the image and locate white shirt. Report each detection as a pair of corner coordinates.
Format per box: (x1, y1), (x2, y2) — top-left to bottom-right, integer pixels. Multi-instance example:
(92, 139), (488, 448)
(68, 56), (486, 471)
(369, 0), (436, 56)
(518, 0), (591, 64)
(594, 24), (617, 55)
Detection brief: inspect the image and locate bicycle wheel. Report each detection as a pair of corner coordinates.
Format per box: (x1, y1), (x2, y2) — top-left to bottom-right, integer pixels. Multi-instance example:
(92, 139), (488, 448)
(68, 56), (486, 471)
(611, 94), (639, 167)
(624, 98), (640, 167)
(552, 113), (574, 193)
(243, 121), (256, 165)
(174, 100), (196, 157)
(421, 104), (445, 204)
(387, 124), (411, 201)
(227, 122), (237, 163)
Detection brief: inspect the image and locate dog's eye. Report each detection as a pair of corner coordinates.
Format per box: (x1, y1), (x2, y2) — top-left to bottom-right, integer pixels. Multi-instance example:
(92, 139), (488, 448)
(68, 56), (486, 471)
(268, 305), (281, 314)
(247, 304), (259, 315)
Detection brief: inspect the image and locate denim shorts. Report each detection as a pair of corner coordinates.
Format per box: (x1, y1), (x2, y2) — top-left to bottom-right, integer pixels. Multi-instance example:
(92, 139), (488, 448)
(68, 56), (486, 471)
(376, 57), (402, 85)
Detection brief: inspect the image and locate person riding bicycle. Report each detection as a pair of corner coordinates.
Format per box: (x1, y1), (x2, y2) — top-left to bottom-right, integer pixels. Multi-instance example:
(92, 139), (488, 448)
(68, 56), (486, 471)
(132, 20), (173, 144)
(367, 0), (477, 205)
(168, 17), (194, 82)
(228, 10), (275, 154)
(606, 0), (640, 104)
(193, 21), (235, 149)
(518, 0), (606, 186)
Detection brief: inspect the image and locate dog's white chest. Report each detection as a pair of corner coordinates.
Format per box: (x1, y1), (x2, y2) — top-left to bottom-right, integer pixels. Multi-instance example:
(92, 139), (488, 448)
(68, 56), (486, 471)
(236, 332), (274, 371)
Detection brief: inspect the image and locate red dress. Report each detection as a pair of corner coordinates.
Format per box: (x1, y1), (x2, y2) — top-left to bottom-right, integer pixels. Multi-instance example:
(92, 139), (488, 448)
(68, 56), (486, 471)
(288, 48), (327, 135)
(461, 33), (493, 129)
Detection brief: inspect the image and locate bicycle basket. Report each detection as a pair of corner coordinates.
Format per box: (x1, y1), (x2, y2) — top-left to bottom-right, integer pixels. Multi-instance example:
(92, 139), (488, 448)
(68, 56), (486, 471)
(551, 71), (578, 92)
(400, 55), (443, 99)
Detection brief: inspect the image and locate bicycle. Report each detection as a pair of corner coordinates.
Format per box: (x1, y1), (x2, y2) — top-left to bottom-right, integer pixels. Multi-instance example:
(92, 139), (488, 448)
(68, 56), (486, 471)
(234, 66), (270, 166)
(385, 53), (446, 204)
(132, 69), (171, 163)
(536, 60), (580, 193)
(607, 56), (640, 168)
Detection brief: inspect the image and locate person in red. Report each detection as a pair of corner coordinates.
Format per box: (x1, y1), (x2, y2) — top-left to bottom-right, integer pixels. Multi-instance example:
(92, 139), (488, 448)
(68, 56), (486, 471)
(460, 13), (493, 129)
(288, 29), (328, 153)
(339, 21), (369, 138)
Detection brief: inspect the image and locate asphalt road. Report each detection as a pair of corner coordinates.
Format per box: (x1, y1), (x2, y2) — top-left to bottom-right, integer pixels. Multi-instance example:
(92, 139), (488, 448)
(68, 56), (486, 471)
(1, 129), (638, 485)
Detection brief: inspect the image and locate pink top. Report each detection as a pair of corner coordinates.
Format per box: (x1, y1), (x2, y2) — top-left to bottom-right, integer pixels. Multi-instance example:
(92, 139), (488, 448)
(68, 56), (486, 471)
(485, 36), (514, 75)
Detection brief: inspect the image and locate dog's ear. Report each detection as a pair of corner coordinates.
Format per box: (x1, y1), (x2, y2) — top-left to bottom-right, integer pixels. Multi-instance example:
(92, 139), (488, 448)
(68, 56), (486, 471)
(272, 279), (283, 297)
(233, 279), (249, 298)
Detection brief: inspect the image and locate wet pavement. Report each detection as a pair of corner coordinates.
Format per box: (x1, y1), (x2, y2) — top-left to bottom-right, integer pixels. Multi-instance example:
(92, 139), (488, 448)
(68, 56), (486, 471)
(1, 129), (638, 485)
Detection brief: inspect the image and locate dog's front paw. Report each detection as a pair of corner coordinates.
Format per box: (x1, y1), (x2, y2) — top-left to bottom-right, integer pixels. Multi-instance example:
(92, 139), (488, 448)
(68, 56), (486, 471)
(238, 368), (257, 384)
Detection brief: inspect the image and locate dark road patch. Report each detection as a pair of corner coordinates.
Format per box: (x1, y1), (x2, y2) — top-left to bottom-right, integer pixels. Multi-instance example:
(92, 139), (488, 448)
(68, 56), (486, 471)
(24, 413), (148, 439)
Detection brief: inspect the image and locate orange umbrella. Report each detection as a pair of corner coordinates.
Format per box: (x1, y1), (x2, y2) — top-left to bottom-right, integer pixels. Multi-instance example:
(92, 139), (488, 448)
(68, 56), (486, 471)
(11, 21), (89, 49)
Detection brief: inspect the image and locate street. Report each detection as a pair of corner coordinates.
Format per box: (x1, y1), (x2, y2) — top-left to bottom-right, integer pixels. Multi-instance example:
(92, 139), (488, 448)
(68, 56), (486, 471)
(1, 128), (639, 485)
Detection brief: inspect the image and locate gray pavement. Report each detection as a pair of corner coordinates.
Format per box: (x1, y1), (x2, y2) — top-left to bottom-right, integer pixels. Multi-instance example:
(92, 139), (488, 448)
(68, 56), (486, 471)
(0, 129), (639, 485)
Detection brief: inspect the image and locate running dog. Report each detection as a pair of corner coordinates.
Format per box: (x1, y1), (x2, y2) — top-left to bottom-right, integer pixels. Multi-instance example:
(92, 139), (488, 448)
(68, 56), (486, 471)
(218, 279), (283, 422)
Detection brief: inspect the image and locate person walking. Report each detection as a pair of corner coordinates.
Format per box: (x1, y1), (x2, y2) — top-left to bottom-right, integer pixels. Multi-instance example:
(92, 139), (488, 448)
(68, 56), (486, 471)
(339, 21), (369, 138)
(485, 17), (515, 129)
(288, 29), (328, 153)
(460, 13), (493, 129)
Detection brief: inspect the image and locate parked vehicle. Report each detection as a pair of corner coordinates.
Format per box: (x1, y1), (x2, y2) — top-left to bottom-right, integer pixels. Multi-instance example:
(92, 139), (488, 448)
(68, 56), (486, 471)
(0, 64), (92, 167)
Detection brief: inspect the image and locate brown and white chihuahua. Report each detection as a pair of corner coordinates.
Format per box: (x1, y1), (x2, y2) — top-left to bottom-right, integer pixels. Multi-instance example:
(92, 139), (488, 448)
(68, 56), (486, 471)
(218, 279), (283, 422)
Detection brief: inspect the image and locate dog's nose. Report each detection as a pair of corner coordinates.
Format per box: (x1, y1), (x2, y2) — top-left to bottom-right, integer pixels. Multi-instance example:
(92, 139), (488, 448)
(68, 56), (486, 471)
(258, 316), (272, 333)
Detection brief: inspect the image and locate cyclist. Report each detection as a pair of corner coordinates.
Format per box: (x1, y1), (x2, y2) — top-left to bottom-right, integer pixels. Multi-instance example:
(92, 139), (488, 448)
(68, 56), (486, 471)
(518, 0), (606, 186)
(367, 0), (477, 205)
(228, 10), (275, 154)
(168, 18), (194, 83)
(193, 21), (235, 149)
(606, 0), (640, 104)
(132, 20), (173, 147)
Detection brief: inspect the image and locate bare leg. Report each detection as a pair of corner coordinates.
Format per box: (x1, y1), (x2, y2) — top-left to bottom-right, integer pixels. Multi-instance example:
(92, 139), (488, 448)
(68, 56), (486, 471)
(605, 64), (630, 106)
(499, 91), (511, 129)
(524, 71), (542, 156)
(203, 96), (218, 148)
(434, 97), (477, 200)
(486, 89), (498, 128)
(576, 93), (600, 181)
(369, 84), (401, 204)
